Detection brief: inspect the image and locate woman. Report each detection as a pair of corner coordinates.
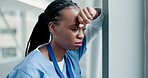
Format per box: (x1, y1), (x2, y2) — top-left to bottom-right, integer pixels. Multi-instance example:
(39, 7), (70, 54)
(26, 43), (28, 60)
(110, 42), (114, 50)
(7, 0), (104, 78)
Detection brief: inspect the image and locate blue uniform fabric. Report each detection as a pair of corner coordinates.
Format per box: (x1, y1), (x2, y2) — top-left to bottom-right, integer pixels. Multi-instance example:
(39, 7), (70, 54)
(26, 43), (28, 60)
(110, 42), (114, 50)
(6, 14), (104, 78)
(6, 37), (87, 78)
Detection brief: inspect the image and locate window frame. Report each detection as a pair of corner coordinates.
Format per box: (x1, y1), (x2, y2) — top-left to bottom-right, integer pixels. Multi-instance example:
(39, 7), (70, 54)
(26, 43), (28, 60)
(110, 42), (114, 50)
(102, 0), (109, 78)
(144, 0), (148, 78)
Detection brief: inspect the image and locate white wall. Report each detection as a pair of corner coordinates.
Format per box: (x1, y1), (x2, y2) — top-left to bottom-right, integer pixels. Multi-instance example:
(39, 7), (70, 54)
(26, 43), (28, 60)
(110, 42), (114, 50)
(109, 0), (144, 78)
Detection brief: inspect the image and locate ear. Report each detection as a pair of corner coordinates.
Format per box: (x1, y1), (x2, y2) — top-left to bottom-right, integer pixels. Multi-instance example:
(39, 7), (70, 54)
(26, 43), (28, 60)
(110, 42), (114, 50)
(48, 22), (56, 34)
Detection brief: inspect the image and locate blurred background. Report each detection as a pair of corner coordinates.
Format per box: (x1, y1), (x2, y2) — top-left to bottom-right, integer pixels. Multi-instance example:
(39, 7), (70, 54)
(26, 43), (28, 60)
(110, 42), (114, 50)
(0, 0), (147, 78)
(0, 0), (102, 78)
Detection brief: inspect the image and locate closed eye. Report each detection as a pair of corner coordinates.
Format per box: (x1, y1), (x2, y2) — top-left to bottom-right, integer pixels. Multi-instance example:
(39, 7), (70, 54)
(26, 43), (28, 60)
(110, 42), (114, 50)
(70, 24), (86, 32)
(71, 27), (79, 31)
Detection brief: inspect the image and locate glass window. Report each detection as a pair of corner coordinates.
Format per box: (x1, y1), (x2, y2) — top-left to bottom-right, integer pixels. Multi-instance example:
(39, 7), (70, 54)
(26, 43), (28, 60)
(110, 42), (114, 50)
(1, 48), (17, 58)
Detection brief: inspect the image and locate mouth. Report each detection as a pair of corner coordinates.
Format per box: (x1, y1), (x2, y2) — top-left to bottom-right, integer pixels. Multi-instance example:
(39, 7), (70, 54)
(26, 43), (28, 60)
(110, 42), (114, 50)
(75, 42), (82, 47)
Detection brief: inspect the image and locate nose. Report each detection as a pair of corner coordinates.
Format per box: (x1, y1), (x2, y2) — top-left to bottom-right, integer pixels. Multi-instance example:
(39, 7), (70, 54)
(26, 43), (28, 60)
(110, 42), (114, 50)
(77, 29), (84, 39)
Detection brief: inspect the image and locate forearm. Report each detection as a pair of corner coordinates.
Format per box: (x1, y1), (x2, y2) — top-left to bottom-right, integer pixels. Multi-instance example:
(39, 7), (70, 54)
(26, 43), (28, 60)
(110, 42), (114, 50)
(85, 13), (104, 44)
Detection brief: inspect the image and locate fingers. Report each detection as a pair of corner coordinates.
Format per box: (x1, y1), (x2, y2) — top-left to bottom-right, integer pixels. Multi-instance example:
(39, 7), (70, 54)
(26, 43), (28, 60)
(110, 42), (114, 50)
(87, 7), (96, 18)
(78, 7), (97, 26)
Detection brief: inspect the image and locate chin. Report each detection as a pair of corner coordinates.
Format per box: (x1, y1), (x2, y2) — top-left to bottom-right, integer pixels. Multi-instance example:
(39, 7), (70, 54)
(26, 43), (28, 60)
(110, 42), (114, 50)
(69, 46), (79, 50)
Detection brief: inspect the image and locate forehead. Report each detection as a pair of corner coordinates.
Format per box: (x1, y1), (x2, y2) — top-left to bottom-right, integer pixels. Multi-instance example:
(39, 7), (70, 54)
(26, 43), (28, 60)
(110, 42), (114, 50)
(60, 6), (80, 22)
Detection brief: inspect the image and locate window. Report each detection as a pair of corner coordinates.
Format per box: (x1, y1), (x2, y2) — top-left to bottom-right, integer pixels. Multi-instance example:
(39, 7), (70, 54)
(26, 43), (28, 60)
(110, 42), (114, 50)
(0, 48), (17, 59)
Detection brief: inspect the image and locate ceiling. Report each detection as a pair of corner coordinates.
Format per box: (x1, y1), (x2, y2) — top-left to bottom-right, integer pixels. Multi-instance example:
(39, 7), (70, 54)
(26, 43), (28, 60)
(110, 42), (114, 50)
(0, 0), (86, 13)
(0, 0), (44, 12)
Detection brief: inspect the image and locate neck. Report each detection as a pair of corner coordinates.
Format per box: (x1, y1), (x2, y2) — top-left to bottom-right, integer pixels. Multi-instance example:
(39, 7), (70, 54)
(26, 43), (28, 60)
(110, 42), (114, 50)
(50, 41), (66, 62)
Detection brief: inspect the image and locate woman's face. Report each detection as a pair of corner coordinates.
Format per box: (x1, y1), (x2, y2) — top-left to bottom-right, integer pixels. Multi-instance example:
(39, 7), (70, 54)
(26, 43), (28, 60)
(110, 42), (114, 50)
(52, 6), (86, 50)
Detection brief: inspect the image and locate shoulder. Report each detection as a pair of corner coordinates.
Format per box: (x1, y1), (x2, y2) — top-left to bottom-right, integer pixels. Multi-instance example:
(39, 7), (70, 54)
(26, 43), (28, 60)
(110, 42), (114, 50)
(8, 50), (52, 77)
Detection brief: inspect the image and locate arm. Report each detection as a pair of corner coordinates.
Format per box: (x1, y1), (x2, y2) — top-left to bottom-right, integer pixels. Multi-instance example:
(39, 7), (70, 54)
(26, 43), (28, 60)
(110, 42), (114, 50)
(85, 13), (104, 44)
(76, 7), (104, 59)
(77, 7), (104, 44)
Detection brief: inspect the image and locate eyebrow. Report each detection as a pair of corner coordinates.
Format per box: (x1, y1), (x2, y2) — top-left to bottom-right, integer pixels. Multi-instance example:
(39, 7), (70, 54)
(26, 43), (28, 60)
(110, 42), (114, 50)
(69, 23), (79, 27)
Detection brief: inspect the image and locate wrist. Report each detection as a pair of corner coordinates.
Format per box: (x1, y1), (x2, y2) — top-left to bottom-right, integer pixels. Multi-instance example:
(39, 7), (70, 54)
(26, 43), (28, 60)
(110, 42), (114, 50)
(93, 8), (101, 20)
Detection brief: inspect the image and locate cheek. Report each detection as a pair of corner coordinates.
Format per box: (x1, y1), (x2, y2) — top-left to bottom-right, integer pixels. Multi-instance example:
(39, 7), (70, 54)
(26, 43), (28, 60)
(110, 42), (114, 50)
(56, 30), (74, 41)
(62, 31), (76, 42)
(56, 32), (76, 49)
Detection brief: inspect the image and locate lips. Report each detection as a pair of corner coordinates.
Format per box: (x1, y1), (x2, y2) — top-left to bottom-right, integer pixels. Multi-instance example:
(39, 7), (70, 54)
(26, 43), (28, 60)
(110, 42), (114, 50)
(75, 42), (82, 46)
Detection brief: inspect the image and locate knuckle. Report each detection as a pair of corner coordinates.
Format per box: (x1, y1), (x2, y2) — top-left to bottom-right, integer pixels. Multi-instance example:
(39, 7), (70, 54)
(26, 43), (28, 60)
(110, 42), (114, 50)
(88, 16), (93, 20)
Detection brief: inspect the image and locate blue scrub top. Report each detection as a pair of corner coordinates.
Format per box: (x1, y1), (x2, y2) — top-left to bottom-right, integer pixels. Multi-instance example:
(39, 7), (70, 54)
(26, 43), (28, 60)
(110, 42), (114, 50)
(6, 37), (87, 78)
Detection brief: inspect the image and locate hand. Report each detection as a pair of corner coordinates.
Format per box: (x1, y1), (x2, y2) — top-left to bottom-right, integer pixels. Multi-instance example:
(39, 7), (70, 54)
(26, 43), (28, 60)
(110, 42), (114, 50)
(78, 7), (99, 27)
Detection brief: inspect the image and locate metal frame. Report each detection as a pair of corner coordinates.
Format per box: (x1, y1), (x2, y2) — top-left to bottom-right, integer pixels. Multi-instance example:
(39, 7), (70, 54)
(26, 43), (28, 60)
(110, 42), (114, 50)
(102, 0), (109, 78)
(144, 0), (148, 78)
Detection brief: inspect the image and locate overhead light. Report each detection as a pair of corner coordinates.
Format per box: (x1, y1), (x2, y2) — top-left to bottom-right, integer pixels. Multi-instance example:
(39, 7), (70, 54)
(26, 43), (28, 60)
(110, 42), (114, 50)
(17, 0), (51, 9)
